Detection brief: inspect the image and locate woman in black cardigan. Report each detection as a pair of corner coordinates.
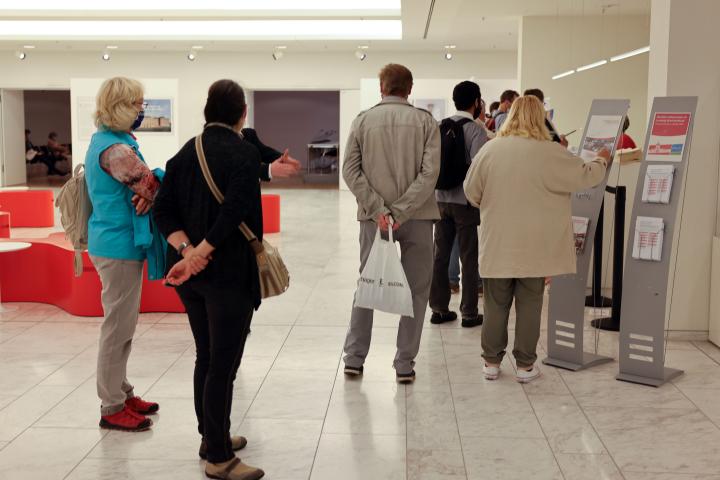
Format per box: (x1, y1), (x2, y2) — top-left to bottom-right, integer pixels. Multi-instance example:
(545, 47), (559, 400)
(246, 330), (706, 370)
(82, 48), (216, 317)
(154, 79), (265, 480)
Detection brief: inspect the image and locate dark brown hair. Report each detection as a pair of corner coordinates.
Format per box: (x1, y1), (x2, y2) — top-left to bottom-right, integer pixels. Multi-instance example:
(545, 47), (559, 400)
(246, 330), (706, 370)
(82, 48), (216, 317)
(204, 79), (246, 126)
(523, 88), (545, 103)
(500, 89), (519, 104)
(379, 64), (413, 97)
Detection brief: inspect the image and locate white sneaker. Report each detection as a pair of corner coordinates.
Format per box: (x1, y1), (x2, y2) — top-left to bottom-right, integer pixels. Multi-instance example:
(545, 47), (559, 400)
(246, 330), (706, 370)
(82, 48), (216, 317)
(515, 365), (541, 383)
(483, 363), (500, 380)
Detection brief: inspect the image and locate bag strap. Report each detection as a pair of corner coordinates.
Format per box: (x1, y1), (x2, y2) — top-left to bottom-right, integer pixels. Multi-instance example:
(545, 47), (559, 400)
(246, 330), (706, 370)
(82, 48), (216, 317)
(194, 135), (260, 247)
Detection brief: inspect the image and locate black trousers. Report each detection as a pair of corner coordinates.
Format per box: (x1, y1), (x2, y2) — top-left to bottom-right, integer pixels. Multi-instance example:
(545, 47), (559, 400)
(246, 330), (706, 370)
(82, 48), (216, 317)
(176, 281), (254, 464)
(429, 202), (480, 318)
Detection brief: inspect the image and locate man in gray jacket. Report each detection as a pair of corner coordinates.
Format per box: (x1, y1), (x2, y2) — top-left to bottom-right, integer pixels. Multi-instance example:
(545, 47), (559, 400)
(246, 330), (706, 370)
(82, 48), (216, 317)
(342, 63), (441, 384)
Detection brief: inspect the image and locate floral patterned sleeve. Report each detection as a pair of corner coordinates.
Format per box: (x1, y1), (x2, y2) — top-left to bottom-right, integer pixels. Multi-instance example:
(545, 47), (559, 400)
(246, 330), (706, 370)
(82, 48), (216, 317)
(99, 143), (160, 201)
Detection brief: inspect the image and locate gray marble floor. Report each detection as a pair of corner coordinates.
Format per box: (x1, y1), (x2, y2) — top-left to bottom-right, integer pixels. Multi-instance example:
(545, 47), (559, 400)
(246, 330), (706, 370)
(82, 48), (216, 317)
(1, 189), (719, 480)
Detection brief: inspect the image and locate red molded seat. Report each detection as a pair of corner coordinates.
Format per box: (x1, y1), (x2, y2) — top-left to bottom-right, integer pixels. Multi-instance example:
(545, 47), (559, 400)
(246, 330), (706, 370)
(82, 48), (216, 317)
(0, 212), (10, 239)
(0, 234), (184, 316)
(0, 190), (55, 227)
(262, 194), (281, 234)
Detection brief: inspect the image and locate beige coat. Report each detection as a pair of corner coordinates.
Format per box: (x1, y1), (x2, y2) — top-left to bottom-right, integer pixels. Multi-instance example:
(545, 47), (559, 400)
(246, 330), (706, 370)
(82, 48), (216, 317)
(342, 96), (441, 224)
(463, 136), (607, 278)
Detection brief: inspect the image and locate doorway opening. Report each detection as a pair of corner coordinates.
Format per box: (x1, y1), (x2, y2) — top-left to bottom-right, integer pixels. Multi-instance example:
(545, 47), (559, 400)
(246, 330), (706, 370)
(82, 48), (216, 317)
(23, 90), (72, 187)
(253, 90), (340, 189)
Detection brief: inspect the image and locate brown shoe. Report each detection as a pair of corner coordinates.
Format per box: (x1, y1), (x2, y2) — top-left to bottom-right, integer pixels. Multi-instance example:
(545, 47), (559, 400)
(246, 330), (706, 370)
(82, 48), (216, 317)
(199, 436), (248, 459)
(205, 457), (264, 480)
(450, 282), (460, 294)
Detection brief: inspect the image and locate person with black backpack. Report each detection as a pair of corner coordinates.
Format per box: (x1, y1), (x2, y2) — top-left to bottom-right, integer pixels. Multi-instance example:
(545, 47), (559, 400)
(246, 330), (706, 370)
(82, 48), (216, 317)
(429, 81), (488, 328)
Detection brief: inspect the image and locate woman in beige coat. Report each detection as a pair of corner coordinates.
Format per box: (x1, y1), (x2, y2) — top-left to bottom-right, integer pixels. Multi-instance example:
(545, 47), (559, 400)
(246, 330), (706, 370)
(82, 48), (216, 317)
(463, 95), (611, 383)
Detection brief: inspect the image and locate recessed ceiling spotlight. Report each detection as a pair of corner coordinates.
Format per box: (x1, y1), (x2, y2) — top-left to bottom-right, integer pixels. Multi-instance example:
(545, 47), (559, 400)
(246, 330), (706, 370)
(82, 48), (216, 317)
(16, 50), (27, 60)
(101, 50), (110, 61)
(272, 48), (284, 60)
(444, 52), (453, 61)
(23, 45), (35, 49)
(187, 49), (197, 61)
(106, 45), (118, 49)
(358, 45), (369, 49)
(275, 45), (287, 49)
(191, 45), (204, 49)
(444, 44), (456, 49)
(355, 49), (367, 61)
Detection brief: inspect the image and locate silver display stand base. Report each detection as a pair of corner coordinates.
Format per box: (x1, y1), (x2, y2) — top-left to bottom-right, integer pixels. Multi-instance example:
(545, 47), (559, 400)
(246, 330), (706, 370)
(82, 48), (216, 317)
(543, 352), (613, 372)
(616, 367), (684, 387)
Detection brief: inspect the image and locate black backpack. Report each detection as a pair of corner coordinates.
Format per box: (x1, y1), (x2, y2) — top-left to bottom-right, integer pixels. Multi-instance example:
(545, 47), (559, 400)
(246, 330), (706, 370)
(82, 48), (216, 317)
(436, 117), (473, 190)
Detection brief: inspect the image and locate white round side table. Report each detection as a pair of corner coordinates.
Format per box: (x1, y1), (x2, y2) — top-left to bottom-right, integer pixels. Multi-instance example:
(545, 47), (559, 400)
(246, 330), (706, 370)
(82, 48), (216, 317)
(0, 241), (32, 313)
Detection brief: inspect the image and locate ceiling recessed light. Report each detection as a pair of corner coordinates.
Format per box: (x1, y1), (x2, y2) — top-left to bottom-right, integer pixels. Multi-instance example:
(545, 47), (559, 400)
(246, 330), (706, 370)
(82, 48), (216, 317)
(358, 45), (369, 49)
(444, 44), (456, 49)
(275, 45), (287, 49)
(106, 45), (118, 49)
(187, 50), (197, 61)
(576, 59), (607, 72)
(444, 52), (453, 60)
(101, 50), (110, 61)
(272, 48), (284, 60)
(552, 69), (575, 80)
(610, 46), (650, 62)
(23, 45), (35, 49)
(191, 45), (204, 49)
(16, 50), (27, 60)
(355, 49), (367, 61)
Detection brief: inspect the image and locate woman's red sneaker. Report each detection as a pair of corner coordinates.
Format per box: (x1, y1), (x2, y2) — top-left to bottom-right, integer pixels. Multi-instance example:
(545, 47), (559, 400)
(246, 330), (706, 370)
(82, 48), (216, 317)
(125, 396), (160, 415)
(100, 406), (152, 432)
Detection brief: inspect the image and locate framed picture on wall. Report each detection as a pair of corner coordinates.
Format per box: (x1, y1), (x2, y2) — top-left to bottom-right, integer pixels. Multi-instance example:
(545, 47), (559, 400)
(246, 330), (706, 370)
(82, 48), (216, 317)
(136, 98), (173, 133)
(413, 98), (446, 122)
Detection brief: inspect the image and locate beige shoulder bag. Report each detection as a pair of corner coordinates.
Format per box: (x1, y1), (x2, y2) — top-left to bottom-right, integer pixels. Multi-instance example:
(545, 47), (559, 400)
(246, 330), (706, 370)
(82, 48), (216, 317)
(194, 134), (290, 299)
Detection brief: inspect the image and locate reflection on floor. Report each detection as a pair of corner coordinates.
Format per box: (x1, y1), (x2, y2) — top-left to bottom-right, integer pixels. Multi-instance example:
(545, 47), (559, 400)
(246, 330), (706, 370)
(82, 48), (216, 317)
(1, 189), (720, 480)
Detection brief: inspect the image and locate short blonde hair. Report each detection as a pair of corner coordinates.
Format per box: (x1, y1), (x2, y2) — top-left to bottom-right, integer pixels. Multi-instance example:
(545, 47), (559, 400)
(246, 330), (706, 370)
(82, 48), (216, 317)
(497, 95), (551, 141)
(94, 77), (144, 131)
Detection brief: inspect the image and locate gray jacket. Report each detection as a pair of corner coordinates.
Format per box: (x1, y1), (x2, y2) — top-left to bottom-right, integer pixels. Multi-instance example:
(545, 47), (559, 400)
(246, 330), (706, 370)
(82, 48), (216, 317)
(342, 96), (441, 224)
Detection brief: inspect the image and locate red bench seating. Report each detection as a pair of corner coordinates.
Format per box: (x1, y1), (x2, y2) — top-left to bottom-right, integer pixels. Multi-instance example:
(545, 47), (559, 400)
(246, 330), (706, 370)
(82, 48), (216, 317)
(0, 233), (184, 316)
(0, 190), (55, 227)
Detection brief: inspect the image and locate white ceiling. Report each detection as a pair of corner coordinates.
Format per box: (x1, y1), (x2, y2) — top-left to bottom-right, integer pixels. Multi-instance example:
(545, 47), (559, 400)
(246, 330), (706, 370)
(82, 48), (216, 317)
(0, 0), (650, 54)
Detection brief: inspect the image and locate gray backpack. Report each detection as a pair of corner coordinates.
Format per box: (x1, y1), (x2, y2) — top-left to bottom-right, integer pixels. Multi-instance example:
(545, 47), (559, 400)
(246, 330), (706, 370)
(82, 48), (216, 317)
(55, 164), (92, 276)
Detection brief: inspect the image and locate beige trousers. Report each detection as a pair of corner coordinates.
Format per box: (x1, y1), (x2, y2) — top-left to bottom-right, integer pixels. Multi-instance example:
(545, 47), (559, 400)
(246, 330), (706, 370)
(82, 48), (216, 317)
(91, 256), (144, 416)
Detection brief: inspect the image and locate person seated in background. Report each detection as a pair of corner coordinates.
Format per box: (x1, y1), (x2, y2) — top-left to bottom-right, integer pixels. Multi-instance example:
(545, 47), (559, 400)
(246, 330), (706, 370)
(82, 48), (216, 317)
(463, 95), (610, 384)
(523, 88), (568, 147)
(491, 89), (519, 132)
(25, 129), (62, 175)
(47, 131), (71, 159)
(617, 116), (637, 149)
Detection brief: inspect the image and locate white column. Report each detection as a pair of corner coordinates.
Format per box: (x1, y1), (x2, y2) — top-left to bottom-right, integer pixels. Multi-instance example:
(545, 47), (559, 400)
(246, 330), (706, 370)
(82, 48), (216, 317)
(649, 0), (720, 334)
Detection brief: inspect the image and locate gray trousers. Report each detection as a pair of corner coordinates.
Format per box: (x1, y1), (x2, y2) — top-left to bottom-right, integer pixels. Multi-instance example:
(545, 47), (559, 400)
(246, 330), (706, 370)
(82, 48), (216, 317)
(481, 277), (545, 369)
(343, 220), (434, 374)
(91, 256), (144, 416)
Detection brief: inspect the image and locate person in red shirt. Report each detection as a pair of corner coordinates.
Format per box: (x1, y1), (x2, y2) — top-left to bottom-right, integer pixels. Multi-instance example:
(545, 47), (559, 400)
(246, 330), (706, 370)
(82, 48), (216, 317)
(617, 116), (637, 149)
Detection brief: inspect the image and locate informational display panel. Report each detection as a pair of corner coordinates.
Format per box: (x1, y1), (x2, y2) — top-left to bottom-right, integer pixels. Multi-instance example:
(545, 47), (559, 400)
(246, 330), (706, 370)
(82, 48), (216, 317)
(616, 96), (697, 387)
(544, 99), (630, 371)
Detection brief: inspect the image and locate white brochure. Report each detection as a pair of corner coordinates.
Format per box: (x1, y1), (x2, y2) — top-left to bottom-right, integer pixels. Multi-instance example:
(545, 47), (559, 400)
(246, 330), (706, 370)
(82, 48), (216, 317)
(642, 164), (675, 204)
(572, 216), (590, 254)
(632, 216), (665, 262)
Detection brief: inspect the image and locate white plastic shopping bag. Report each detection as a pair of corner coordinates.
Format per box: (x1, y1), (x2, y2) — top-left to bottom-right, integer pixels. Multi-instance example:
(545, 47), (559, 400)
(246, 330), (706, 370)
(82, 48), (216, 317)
(354, 225), (414, 317)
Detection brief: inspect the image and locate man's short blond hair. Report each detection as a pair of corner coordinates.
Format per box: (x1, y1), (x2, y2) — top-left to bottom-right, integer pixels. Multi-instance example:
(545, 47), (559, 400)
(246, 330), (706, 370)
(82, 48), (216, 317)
(94, 77), (144, 131)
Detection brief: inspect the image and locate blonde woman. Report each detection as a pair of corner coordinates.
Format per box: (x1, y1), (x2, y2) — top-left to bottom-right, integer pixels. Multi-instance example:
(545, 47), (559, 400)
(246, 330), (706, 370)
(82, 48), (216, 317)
(85, 77), (162, 431)
(463, 95), (610, 383)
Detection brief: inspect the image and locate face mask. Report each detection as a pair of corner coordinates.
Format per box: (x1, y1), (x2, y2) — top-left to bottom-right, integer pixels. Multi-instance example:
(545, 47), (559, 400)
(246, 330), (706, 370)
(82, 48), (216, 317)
(131, 110), (145, 131)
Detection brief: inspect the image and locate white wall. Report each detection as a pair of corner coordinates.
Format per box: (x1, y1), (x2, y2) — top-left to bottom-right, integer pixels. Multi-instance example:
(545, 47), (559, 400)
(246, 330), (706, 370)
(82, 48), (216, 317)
(339, 89), (360, 191)
(520, 15), (650, 149)
(70, 78), (179, 171)
(648, 0), (720, 334)
(359, 78), (520, 112)
(0, 50), (517, 169)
